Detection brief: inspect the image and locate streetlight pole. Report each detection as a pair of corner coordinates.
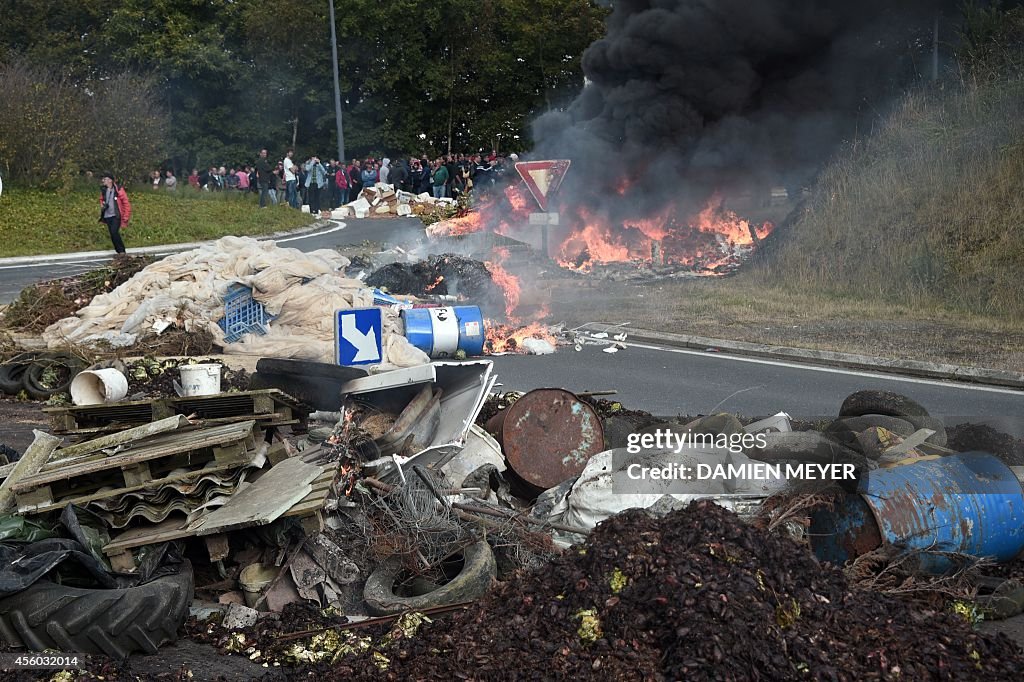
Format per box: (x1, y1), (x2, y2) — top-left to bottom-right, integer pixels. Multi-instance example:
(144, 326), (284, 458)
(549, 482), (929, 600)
(328, 0), (346, 162)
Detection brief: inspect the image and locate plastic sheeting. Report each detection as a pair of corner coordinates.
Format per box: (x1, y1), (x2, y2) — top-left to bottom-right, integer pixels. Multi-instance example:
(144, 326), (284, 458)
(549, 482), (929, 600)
(543, 448), (791, 545)
(41, 236), (429, 368)
(0, 506), (182, 597)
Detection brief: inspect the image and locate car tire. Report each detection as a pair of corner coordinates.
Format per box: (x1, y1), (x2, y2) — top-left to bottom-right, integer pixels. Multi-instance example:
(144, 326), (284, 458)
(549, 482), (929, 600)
(826, 415), (917, 446)
(23, 355), (85, 400)
(839, 390), (930, 419)
(0, 561), (193, 660)
(0, 353), (39, 395)
(363, 541), (496, 616)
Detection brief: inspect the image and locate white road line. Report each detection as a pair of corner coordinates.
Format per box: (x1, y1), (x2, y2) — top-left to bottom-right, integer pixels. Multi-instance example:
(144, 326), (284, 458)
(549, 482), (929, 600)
(0, 222), (348, 270)
(274, 221), (345, 243)
(0, 260), (101, 271)
(623, 340), (1024, 396)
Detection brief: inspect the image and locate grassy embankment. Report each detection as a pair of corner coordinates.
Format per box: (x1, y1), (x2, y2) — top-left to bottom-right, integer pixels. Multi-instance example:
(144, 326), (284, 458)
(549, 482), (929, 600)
(550, 77), (1024, 371)
(0, 184), (314, 258)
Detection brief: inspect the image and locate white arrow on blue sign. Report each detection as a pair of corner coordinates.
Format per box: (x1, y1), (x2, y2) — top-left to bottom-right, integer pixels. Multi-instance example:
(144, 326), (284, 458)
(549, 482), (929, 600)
(335, 308), (383, 366)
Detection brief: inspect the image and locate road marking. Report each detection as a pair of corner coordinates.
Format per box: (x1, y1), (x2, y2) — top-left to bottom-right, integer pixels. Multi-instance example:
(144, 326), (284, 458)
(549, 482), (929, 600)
(0, 222), (348, 270)
(0, 260), (100, 271)
(275, 221), (346, 243)
(623, 340), (1024, 396)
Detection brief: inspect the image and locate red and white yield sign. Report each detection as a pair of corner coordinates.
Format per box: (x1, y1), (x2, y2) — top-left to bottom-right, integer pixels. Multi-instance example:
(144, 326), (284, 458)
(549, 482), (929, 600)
(515, 160), (570, 211)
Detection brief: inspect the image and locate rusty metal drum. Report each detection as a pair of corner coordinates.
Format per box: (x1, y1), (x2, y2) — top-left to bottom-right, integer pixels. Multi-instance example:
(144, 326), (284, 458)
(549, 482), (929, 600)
(810, 452), (1024, 573)
(485, 388), (605, 494)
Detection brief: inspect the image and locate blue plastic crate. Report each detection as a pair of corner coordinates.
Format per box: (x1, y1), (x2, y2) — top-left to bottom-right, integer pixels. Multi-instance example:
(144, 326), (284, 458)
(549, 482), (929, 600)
(218, 285), (271, 343)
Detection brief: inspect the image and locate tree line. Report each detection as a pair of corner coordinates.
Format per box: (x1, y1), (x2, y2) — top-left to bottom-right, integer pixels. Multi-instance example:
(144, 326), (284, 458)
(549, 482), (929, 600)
(0, 0), (605, 187)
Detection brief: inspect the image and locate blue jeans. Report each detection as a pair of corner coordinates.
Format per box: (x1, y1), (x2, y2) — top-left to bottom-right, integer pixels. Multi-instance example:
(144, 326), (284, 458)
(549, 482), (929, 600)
(286, 180), (298, 208)
(259, 185), (270, 208)
(432, 185), (445, 199)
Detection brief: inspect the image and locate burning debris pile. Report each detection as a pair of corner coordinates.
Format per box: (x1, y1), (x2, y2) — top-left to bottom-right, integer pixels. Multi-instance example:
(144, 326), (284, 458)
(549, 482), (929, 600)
(366, 254), (505, 309)
(365, 251), (559, 355)
(428, 180), (776, 279)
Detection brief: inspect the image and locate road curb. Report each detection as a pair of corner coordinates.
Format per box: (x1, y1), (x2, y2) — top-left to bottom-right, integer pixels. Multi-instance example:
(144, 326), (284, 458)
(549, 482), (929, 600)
(625, 328), (1024, 390)
(0, 220), (334, 267)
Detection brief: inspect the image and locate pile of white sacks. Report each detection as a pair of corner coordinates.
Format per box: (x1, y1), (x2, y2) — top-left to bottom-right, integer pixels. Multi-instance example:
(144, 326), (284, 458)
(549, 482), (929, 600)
(41, 236), (430, 368)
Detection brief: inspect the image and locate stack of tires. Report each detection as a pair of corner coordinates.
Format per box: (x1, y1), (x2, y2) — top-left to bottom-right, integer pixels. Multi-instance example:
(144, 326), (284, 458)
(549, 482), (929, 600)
(0, 352), (85, 400)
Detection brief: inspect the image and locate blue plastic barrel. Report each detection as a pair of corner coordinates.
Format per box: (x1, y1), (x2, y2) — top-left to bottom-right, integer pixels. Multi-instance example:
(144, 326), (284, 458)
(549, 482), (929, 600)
(810, 452), (1024, 573)
(401, 306), (485, 358)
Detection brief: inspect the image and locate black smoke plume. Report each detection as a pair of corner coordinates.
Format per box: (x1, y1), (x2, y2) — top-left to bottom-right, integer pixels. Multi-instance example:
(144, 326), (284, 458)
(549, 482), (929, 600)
(532, 0), (959, 217)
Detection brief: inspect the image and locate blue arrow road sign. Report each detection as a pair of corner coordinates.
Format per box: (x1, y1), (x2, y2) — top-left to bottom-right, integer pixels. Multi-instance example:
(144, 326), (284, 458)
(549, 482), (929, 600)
(335, 308), (383, 366)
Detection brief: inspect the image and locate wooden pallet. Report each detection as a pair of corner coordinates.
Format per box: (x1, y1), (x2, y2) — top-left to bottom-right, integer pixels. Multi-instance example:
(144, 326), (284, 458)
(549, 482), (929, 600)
(280, 465), (340, 534)
(102, 460), (339, 571)
(43, 389), (308, 436)
(12, 421), (260, 514)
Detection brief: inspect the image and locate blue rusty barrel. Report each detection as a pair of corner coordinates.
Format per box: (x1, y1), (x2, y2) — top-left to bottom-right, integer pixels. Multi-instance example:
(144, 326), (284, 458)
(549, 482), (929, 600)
(810, 452), (1024, 573)
(402, 306), (485, 358)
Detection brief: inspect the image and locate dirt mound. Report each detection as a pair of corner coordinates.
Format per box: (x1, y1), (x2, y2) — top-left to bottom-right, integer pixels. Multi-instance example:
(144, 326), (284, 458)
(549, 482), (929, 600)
(948, 423), (1024, 467)
(330, 500), (1022, 680)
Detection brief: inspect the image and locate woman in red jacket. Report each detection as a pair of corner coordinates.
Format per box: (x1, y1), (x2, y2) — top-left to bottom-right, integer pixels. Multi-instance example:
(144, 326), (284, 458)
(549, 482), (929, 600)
(98, 172), (132, 255)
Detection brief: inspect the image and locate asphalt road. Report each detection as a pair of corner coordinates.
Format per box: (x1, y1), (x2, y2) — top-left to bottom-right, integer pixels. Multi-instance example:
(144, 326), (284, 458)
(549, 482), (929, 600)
(489, 341), (1024, 435)
(2, 218), (1021, 433)
(0, 218), (426, 304)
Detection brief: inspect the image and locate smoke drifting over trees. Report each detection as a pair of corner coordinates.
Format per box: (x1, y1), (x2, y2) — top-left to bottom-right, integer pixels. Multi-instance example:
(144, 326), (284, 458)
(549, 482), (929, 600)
(533, 0), (961, 212)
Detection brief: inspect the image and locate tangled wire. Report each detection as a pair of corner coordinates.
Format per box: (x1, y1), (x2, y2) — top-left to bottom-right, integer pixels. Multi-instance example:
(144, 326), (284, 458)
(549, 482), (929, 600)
(361, 468), (473, 578)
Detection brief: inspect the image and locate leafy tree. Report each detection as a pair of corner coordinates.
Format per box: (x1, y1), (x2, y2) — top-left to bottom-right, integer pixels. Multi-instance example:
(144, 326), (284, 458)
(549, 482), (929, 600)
(0, 58), (167, 187)
(0, 0), (606, 180)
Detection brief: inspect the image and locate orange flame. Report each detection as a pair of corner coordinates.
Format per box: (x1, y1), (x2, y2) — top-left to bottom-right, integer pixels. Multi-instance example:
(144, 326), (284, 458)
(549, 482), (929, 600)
(485, 259), (521, 319)
(485, 321), (557, 354)
(424, 275), (445, 292)
(427, 178), (774, 276)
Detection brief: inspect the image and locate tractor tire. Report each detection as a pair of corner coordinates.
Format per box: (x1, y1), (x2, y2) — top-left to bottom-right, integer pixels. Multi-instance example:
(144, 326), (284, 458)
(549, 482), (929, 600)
(0, 561), (193, 660)
(839, 390), (930, 419)
(363, 541), (496, 616)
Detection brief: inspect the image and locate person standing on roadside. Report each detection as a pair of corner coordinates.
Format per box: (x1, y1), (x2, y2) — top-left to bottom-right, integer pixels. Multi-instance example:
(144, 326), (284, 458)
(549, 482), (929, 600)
(348, 159), (362, 201)
(431, 158), (448, 199)
(283, 149), (299, 208)
(255, 148), (273, 208)
(305, 155), (327, 215)
(98, 172), (132, 256)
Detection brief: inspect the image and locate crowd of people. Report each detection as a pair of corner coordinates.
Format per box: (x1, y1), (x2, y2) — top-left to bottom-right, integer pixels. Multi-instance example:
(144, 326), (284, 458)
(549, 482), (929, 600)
(147, 150), (521, 212)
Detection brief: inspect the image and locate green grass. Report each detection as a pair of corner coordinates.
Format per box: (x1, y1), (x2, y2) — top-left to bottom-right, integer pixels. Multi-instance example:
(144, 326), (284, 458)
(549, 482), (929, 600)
(0, 185), (314, 257)
(746, 76), (1024, 319)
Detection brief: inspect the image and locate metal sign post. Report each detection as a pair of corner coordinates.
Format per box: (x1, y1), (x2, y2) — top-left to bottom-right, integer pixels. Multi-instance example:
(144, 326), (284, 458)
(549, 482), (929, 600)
(515, 160), (570, 259)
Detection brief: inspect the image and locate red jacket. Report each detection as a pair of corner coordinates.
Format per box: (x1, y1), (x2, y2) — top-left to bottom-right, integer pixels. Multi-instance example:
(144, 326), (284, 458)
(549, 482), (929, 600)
(99, 185), (132, 227)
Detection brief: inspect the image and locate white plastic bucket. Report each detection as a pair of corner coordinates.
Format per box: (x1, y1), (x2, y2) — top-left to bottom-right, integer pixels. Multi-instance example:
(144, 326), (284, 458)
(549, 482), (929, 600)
(70, 368), (129, 405)
(178, 363), (222, 396)
(239, 563), (279, 609)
